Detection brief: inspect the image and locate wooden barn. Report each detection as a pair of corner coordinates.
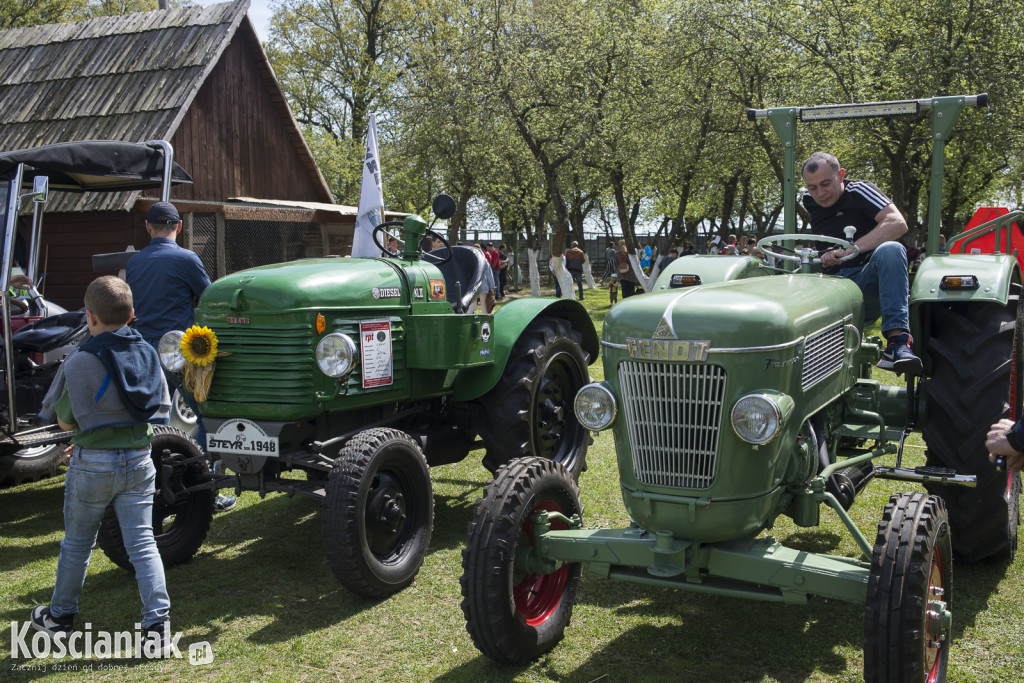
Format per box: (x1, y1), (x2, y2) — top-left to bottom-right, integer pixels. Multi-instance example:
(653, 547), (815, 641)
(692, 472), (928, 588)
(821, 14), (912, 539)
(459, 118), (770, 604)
(0, 0), (366, 309)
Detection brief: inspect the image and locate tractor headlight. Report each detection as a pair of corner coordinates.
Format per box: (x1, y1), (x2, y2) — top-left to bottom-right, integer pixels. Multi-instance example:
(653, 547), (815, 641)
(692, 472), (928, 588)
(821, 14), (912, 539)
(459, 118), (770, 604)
(574, 382), (617, 431)
(316, 332), (357, 378)
(731, 392), (793, 445)
(158, 331), (186, 372)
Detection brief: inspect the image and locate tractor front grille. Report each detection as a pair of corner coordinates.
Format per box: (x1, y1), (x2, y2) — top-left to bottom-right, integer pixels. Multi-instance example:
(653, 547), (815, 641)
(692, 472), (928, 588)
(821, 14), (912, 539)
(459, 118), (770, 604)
(801, 323), (845, 390)
(207, 323), (317, 404)
(617, 361), (727, 489)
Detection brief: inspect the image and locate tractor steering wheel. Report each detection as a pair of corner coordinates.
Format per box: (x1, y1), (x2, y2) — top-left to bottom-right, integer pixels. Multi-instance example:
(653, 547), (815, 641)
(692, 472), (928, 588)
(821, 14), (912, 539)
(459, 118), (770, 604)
(372, 222), (453, 265)
(756, 234), (860, 266)
(6, 294), (29, 314)
(420, 229), (452, 265)
(372, 220), (407, 257)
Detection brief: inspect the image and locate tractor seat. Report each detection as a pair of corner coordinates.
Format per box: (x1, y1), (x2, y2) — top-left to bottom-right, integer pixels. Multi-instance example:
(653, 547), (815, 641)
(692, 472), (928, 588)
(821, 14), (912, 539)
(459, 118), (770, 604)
(428, 246), (486, 313)
(12, 310), (87, 354)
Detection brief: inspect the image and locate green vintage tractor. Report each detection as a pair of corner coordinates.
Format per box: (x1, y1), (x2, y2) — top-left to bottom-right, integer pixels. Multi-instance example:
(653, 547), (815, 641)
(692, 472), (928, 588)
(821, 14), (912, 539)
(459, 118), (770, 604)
(460, 94), (1021, 680)
(138, 199), (597, 597)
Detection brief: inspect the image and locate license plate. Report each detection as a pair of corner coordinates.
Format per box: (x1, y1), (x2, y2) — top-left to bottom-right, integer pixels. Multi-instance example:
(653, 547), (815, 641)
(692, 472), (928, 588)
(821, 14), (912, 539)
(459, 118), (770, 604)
(207, 419), (279, 456)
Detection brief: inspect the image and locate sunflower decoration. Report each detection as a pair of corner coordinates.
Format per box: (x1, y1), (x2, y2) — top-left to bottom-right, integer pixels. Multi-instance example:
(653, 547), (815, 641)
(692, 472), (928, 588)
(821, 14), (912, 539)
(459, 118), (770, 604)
(180, 326), (229, 402)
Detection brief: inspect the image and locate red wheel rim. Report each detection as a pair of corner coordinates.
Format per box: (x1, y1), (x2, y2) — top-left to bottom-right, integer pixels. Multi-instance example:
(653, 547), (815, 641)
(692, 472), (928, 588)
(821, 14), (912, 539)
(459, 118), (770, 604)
(513, 499), (569, 626)
(924, 544), (948, 682)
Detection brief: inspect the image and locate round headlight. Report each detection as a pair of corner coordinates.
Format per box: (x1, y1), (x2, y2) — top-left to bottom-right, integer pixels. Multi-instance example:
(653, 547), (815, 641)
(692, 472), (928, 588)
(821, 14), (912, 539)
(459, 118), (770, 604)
(731, 394), (783, 445)
(158, 330), (186, 372)
(573, 382), (617, 431)
(316, 333), (357, 378)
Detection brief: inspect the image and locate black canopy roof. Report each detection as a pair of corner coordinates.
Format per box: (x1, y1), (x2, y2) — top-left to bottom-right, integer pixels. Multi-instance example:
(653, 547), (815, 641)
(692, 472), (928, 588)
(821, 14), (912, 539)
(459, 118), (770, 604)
(0, 140), (192, 192)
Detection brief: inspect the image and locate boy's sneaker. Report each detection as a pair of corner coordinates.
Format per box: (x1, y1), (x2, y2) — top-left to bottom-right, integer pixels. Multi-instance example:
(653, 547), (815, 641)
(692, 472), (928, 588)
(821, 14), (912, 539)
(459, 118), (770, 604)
(877, 332), (923, 376)
(215, 495), (236, 512)
(30, 606), (74, 637)
(143, 622), (175, 658)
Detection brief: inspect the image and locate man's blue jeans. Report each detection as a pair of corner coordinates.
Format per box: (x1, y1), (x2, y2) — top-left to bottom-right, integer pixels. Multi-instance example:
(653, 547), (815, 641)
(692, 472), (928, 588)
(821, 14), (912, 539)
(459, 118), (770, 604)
(570, 271), (585, 298)
(836, 241), (909, 333)
(50, 446), (170, 628)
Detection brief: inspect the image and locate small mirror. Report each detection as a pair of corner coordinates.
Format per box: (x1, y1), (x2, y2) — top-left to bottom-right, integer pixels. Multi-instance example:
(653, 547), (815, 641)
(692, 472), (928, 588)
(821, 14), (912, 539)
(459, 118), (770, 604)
(32, 176), (49, 204)
(432, 194), (456, 220)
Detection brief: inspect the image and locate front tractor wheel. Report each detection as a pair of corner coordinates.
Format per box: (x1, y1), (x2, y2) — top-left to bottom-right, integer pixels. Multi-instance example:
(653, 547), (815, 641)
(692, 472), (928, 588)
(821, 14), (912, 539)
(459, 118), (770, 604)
(478, 316), (591, 478)
(98, 426), (215, 571)
(322, 428), (434, 598)
(864, 492), (952, 683)
(460, 457), (583, 664)
(922, 301), (1021, 561)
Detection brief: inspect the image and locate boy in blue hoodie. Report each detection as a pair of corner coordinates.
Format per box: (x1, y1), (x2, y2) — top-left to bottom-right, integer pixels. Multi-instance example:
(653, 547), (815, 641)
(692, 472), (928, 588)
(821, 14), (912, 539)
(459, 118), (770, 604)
(30, 276), (172, 653)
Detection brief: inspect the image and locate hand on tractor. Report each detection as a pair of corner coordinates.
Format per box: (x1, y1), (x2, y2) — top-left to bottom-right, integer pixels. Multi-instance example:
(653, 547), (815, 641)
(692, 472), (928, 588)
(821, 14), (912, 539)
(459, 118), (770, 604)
(985, 418), (1024, 472)
(820, 246), (851, 269)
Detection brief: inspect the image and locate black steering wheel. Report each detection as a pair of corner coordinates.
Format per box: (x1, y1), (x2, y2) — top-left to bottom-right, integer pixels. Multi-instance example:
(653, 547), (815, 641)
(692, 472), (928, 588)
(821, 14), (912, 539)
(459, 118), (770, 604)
(372, 220), (407, 257)
(756, 234), (860, 267)
(420, 229), (452, 265)
(6, 294), (29, 315)
(372, 222), (453, 266)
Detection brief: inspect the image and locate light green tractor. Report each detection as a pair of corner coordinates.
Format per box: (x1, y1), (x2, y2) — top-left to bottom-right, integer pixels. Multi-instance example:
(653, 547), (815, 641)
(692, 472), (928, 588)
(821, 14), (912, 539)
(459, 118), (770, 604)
(460, 94), (1020, 681)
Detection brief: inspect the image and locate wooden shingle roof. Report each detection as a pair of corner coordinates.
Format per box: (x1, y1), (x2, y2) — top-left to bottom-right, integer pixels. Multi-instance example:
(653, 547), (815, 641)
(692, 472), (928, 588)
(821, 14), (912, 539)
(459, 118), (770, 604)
(0, 0), (329, 212)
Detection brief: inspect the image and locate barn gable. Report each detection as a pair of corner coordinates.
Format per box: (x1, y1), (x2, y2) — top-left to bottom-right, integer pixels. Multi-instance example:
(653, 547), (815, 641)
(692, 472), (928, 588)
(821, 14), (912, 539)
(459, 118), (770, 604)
(0, 0), (341, 307)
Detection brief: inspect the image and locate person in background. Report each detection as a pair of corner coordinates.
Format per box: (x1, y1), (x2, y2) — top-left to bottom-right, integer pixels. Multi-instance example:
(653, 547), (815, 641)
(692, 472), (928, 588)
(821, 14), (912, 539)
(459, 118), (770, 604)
(602, 240), (617, 283)
(497, 244), (510, 299)
(564, 241), (586, 300)
(658, 248), (679, 271)
(484, 244), (502, 298)
(682, 242), (697, 256)
(31, 276), (174, 655)
(614, 240), (639, 298)
(473, 244), (496, 313)
(126, 202), (235, 511)
(382, 236), (399, 257)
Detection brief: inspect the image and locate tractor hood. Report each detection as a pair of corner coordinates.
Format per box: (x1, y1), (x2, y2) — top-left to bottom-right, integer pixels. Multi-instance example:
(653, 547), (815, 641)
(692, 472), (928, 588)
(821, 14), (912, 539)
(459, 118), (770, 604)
(604, 274), (864, 350)
(199, 258), (412, 314)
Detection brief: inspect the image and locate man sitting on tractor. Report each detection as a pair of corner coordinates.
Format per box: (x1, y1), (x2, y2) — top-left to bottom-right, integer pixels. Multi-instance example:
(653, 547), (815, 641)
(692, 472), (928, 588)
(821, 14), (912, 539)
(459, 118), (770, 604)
(802, 151), (923, 376)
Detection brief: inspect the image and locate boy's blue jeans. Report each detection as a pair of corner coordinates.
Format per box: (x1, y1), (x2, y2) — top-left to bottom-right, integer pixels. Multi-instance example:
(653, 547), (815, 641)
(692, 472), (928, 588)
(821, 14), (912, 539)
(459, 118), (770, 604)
(835, 241), (910, 334)
(50, 446), (170, 628)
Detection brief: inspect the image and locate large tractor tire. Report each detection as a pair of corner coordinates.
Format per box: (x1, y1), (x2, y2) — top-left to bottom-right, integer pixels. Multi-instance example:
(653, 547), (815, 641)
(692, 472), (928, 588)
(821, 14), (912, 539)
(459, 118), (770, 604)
(460, 457), (583, 664)
(922, 301), (1021, 562)
(477, 316), (591, 478)
(0, 442), (65, 487)
(864, 492), (952, 683)
(98, 426), (215, 571)
(322, 428), (433, 597)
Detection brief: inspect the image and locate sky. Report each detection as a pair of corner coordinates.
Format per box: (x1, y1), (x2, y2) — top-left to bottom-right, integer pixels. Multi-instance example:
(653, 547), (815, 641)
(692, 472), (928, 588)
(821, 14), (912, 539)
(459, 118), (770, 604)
(192, 0), (273, 40)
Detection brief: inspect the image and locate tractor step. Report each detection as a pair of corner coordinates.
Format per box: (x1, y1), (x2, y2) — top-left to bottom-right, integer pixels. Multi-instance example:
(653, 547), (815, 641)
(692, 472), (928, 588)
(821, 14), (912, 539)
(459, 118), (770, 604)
(873, 465), (976, 487)
(0, 424), (70, 456)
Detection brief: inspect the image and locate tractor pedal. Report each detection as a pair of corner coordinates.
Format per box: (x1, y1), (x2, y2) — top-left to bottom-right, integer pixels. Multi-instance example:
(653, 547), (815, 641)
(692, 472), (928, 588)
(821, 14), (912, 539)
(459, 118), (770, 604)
(914, 465), (957, 477)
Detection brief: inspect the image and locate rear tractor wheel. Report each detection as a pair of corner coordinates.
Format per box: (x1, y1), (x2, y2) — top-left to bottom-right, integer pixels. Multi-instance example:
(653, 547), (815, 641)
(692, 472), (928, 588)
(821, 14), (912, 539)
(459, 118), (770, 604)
(477, 316), (591, 478)
(922, 301), (1021, 561)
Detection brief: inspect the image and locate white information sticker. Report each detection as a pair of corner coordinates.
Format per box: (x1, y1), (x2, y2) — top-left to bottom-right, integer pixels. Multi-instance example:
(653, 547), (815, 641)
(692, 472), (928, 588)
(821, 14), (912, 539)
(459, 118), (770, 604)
(360, 320), (393, 388)
(207, 419), (279, 456)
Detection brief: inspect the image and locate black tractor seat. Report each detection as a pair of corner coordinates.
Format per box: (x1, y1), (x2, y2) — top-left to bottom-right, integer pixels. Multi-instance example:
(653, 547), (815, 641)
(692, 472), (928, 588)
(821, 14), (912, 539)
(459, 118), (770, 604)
(12, 310), (88, 354)
(428, 246), (487, 313)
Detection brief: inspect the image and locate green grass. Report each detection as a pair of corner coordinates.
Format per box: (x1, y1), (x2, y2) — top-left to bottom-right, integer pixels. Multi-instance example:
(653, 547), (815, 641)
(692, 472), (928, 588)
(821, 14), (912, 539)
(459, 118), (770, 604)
(2, 287), (1022, 681)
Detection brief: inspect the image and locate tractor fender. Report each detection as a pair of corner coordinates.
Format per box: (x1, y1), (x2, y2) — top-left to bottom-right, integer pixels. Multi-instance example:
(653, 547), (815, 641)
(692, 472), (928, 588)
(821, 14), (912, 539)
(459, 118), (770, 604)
(452, 298), (598, 401)
(910, 252), (1020, 310)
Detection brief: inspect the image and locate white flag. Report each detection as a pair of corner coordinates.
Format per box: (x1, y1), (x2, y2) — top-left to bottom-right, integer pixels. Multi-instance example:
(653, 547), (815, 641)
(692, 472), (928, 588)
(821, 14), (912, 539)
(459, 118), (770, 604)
(352, 113), (384, 257)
